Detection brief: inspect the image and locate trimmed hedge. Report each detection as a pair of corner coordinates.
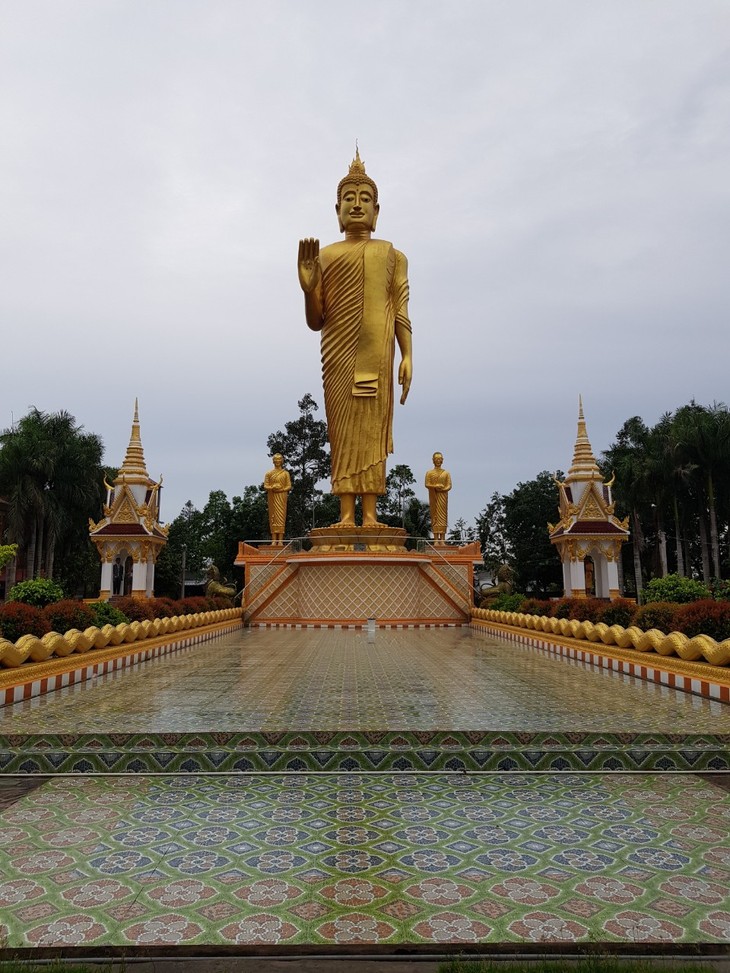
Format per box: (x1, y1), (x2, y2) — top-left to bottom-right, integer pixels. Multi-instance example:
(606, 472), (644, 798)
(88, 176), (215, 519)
(0, 602), (51, 641)
(674, 599), (730, 641)
(634, 601), (679, 633)
(43, 600), (95, 633)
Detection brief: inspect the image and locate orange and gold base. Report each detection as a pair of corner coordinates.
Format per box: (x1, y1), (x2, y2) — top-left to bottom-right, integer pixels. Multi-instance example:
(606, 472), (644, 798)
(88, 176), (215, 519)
(235, 541), (481, 627)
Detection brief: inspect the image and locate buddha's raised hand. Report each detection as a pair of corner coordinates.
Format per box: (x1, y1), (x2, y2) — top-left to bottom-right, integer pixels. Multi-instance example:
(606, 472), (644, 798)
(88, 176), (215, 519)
(298, 238), (320, 293)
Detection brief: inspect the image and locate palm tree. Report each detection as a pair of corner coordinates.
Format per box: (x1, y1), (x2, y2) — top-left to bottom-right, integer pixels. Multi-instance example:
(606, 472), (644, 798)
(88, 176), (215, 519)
(673, 401), (730, 580)
(0, 408), (104, 587)
(603, 417), (651, 597)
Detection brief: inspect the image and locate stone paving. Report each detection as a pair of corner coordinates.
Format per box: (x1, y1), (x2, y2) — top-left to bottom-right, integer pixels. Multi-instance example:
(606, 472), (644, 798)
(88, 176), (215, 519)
(1, 629), (729, 950)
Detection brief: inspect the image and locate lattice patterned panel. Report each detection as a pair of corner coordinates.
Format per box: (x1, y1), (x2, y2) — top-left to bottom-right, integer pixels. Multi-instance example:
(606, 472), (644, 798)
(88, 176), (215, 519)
(417, 572), (465, 620)
(247, 564), (296, 614)
(299, 563), (421, 619)
(255, 575), (300, 619)
(422, 563), (471, 613)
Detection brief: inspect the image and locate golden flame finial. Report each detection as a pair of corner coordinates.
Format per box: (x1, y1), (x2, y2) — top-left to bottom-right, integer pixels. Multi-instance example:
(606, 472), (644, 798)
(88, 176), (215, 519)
(118, 398), (149, 481)
(567, 395), (600, 480)
(337, 145), (378, 204)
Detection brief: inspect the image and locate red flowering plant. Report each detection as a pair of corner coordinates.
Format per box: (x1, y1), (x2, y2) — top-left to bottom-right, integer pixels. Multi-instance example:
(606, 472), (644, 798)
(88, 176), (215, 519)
(43, 600), (95, 634)
(673, 600), (730, 641)
(0, 603), (51, 642)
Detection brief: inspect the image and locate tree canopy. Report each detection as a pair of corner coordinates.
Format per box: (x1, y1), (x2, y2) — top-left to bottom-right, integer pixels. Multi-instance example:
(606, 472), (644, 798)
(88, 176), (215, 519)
(477, 471), (564, 595)
(0, 408), (105, 594)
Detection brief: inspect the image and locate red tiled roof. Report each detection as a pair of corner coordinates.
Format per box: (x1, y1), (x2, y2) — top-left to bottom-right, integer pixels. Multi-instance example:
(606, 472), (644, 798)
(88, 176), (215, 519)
(91, 523), (148, 535)
(551, 520), (628, 538)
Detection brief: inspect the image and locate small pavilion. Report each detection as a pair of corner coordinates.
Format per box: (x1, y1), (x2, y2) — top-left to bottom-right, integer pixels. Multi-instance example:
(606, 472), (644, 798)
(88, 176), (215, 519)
(89, 401), (167, 600)
(549, 399), (629, 600)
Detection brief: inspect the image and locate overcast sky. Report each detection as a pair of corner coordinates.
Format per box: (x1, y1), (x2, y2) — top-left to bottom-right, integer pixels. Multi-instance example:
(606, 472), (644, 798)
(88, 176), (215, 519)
(2, 1), (729, 532)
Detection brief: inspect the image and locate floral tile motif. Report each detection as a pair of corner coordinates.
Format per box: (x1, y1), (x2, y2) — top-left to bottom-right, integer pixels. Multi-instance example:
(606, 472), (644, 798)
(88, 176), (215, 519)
(1, 772), (729, 948)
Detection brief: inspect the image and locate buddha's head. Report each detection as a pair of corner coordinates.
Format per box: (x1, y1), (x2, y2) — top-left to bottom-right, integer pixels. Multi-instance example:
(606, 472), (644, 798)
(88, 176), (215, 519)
(272, 453), (284, 468)
(336, 149), (379, 233)
(432, 452), (443, 468)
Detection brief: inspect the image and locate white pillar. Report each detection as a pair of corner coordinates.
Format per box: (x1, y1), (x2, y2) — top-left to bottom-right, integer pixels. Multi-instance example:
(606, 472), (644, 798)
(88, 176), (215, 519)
(99, 557), (113, 600)
(595, 557), (610, 599)
(562, 560), (572, 596)
(132, 558), (147, 597)
(607, 559), (621, 600)
(568, 559), (586, 596)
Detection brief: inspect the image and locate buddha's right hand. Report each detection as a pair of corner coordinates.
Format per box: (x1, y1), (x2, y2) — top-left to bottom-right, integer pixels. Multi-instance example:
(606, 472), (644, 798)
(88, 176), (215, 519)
(298, 238), (320, 293)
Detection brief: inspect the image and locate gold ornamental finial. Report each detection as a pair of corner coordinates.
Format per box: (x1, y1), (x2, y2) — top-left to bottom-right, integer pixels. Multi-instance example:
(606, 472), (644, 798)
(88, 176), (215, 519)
(118, 398), (150, 480)
(567, 395), (601, 480)
(337, 146), (378, 204)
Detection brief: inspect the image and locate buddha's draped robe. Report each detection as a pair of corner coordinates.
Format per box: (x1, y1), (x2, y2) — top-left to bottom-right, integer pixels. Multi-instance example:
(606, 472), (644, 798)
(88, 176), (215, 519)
(264, 468), (291, 534)
(319, 239), (411, 495)
(425, 467), (452, 535)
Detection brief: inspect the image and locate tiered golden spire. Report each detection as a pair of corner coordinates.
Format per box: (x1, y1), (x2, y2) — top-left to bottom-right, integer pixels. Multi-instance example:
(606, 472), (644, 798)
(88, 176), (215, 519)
(567, 395), (601, 480)
(118, 398), (150, 480)
(337, 145), (379, 203)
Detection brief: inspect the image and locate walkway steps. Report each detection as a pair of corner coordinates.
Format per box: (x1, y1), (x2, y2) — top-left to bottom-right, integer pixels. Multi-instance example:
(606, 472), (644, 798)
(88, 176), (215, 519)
(2, 729), (728, 774)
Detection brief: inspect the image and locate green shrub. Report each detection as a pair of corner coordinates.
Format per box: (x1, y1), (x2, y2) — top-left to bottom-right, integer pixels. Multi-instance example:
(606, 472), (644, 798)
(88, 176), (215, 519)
(674, 599), (730, 641)
(0, 543), (18, 570)
(642, 574), (711, 604)
(598, 598), (636, 628)
(634, 601), (679, 633)
(0, 602), (50, 641)
(490, 593), (525, 612)
(8, 578), (64, 608)
(111, 596), (155, 621)
(710, 578), (730, 602)
(88, 601), (129, 626)
(43, 599), (95, 633)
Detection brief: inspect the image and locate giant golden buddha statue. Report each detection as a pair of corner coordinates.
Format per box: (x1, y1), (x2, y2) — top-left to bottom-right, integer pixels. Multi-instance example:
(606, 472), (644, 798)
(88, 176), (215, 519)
(298, 151), (412, 528)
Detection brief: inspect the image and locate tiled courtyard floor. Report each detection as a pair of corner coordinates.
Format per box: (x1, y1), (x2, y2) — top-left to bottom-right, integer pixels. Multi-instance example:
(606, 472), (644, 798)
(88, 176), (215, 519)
(1, 772), (729, 948)
(3, 627), (730, 733)
(1, 629), (729, 950)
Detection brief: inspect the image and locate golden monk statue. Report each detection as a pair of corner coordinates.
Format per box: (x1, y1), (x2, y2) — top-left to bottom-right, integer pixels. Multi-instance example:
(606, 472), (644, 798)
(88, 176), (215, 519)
(264, 453), (292, 545)
(298, 150), (413, 528)
(425, 452), (452, 543)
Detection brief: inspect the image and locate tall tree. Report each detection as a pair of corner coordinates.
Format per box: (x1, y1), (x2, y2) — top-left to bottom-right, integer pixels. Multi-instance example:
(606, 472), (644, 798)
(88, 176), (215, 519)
(673, 401), (730, 580)
(477, 472), (563, 594)
(377, 464), (416, 527)
(0, 408), (104, 586)
(602, 417), (652, 596)
(266, 394), (331, 536)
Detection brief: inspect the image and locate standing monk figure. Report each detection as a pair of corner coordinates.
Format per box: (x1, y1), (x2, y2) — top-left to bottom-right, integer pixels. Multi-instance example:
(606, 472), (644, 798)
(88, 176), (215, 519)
(298, 150), (413, 528)
(425, 452), (452, 543)
(264, 453), (292, 545)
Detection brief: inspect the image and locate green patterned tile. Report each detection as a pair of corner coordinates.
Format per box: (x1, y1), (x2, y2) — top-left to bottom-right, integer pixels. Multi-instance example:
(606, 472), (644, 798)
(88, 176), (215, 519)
(2, 773), (729, 947)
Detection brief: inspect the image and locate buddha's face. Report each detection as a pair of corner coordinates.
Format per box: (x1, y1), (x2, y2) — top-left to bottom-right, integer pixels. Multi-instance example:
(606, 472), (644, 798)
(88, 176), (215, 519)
(433, 453), (443, 468)
(273, 454), (283, 468)
(337, 182), (379, 232)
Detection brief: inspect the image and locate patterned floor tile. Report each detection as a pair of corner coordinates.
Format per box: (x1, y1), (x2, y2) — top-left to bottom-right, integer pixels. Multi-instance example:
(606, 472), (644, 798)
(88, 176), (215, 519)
(2, 772), (729, 948)
(3, 629), (729, 734)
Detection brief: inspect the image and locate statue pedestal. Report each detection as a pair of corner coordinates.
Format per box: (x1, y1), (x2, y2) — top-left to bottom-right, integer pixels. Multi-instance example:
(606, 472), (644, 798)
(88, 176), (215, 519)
(235, 540), (482, 628)
(309, 525), (406, 553)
